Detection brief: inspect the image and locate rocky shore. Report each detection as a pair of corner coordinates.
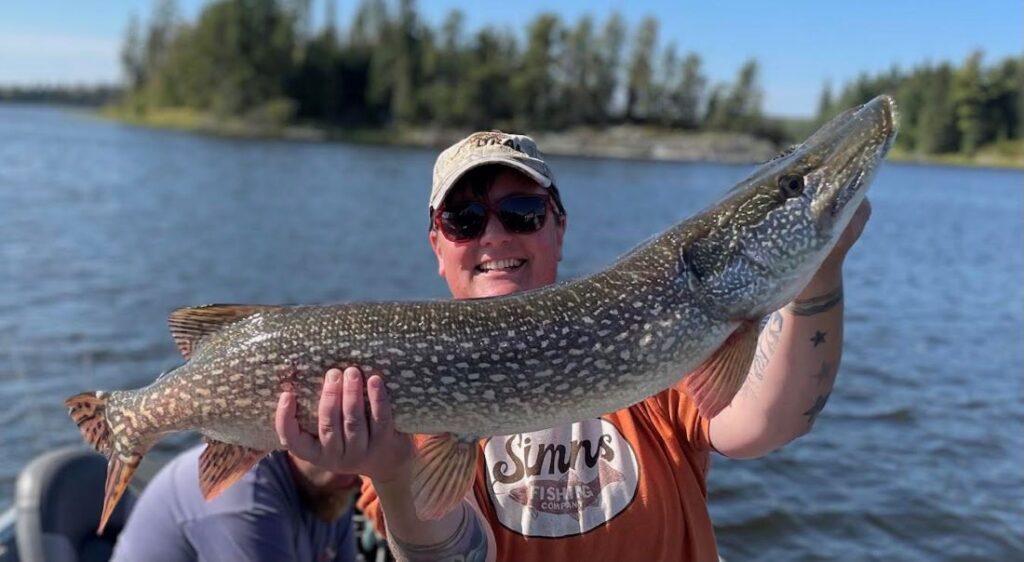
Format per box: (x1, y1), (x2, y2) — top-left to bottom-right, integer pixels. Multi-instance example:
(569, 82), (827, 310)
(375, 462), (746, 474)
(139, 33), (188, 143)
(388, 126), (781, 164)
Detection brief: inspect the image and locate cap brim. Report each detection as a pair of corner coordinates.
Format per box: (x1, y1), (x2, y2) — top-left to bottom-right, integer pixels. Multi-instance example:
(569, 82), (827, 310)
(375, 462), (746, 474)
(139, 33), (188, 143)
(430, 156), (552, 211)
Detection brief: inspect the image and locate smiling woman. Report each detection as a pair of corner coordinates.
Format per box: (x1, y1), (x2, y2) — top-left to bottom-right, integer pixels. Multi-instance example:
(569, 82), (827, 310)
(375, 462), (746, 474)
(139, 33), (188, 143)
(429, 166), (567, 299)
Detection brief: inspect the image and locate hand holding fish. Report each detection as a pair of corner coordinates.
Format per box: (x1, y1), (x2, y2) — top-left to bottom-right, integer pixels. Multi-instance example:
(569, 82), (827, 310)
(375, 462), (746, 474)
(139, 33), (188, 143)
(275, 367), (414, 483)
(797, 198), (872, 300)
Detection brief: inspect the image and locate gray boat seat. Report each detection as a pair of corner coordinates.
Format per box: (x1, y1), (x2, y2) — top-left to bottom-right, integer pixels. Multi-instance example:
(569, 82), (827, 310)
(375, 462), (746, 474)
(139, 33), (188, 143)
(15, 446), (135, 562)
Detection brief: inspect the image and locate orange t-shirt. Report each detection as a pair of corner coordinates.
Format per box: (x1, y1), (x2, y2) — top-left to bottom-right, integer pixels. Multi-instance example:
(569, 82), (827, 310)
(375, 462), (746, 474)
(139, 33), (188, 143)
(358, 381), (718, 562)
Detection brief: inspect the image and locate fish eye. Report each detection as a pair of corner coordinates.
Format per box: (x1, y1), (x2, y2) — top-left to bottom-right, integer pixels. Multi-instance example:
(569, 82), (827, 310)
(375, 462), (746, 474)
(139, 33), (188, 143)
(778, 174), (804, 198)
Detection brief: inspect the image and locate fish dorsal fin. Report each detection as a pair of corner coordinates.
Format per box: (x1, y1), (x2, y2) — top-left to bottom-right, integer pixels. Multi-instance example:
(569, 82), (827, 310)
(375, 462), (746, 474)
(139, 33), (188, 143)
(168, 304), (278, 359)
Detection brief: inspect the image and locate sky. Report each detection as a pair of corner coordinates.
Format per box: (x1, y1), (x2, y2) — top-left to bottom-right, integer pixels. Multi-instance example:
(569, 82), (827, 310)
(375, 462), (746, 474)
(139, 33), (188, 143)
(0, 0), (1020, 117)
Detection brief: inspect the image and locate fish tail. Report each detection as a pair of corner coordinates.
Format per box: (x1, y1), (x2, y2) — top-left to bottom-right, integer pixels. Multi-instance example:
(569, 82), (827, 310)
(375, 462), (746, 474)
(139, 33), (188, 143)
(65, 391), (148, 534)
(66, 391), (113, 455)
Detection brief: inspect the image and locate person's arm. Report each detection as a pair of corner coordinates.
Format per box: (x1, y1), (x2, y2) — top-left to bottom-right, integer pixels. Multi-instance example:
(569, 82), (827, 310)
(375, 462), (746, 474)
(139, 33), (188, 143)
(276, 367), (496, 562)
(373, 469), (494, 562)
(709, 200), (871, 459)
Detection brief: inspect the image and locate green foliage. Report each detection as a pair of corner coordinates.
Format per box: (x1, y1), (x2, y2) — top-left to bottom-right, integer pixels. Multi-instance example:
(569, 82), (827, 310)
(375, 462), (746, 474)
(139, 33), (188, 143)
(706, 59), (763, 131)
(820, 52), (1022, 157)
(954, 51), (988, 154)
(514, 13), (564, 129)
(625, 17), (658, 122)
(109, 0), (1019, 161)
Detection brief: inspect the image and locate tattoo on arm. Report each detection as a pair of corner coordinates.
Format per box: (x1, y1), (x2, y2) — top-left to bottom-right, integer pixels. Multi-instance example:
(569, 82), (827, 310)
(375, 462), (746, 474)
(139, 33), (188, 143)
(802, 392), (831, 427)
(786, 285), (843, 316)
(740, 312), (785, 400)
(388, 504), (490, 562)
(751, 312), (784, 382)
(812, 361), (835, 386)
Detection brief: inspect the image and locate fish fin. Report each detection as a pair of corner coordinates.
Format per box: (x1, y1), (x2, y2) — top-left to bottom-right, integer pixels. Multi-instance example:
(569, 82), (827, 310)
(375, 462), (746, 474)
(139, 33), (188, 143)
(99, 453), (142, 534)
(168, 304), (279, 359)
(66, 391), (151, 534)
(198, 440), (267, 501)
(66, 391), (113, 456)
(684, 319), (761, 419)
(411, 433), (479, 520)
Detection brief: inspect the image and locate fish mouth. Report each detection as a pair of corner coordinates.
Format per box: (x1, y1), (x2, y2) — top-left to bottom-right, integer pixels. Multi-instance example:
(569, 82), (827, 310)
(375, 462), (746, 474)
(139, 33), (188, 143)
(476, 258), (527, 273)
(808, 94), (898, 226)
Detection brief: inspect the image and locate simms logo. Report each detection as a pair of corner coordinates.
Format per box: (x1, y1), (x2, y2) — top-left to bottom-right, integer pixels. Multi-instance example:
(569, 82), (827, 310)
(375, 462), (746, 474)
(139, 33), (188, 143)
(483, 419), (639, 538)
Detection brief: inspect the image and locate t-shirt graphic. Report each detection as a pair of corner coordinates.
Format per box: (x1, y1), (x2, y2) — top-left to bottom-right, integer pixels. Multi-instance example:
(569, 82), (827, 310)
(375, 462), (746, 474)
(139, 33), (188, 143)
(483, 418), (639, 537)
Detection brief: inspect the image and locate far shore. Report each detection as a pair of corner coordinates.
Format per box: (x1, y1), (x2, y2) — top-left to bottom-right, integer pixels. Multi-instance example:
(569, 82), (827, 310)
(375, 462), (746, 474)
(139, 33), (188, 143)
(93, 105), (1024, 170)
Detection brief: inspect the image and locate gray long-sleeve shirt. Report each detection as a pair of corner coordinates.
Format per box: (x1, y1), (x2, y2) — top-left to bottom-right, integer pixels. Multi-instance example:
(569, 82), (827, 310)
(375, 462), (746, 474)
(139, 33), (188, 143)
(112, 445), (357, 562)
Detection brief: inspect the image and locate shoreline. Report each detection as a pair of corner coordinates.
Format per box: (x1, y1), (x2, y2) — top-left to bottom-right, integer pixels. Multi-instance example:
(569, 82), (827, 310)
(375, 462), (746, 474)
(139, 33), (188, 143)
(96, 106), (1024, 170)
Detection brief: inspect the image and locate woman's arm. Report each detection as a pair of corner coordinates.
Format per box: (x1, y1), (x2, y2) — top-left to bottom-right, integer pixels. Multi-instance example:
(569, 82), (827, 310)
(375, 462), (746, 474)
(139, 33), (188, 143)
(709, 200), (871, 459)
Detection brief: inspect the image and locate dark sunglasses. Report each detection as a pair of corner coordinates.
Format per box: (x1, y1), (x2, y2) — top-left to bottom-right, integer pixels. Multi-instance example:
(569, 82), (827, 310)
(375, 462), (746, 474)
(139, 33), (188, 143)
(433, 194), (556, 242)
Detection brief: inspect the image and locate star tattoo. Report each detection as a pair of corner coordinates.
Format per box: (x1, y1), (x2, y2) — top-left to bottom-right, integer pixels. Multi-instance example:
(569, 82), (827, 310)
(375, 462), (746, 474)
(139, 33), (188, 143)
(813, 362), (834, 385)
(810, 330), (827, 347)
(803, 392), (831, 426)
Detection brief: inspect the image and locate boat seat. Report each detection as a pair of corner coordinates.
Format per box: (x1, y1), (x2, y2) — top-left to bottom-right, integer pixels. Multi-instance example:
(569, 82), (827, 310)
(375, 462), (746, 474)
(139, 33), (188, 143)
(15, 446), (135, 562)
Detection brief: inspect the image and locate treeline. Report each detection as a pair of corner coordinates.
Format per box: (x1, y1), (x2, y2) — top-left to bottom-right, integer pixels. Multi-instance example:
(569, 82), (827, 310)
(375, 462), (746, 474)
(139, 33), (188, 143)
(120, 0), (779, 138)
(0, 85), (121, 106)
(818, 52), (1022, 155)
(118, 0), (1021, 157)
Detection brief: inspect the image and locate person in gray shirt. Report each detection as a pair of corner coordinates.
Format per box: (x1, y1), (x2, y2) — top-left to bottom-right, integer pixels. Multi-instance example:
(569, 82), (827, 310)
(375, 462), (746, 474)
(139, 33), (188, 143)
(112, 436), (360, 562)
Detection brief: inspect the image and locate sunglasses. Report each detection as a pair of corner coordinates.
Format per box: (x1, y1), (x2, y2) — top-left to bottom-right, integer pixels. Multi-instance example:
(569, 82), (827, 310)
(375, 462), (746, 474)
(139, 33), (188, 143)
(433, 194), (556, 242)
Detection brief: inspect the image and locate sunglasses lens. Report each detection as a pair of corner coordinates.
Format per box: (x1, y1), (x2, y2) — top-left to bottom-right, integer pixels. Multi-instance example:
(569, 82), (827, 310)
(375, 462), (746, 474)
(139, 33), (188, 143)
(439, 203), (487, 241)
(497, 195), (547, 233)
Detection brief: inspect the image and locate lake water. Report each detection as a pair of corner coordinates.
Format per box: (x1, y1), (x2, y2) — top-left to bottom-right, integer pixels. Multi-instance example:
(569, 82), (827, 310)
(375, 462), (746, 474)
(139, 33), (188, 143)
(1, 103), (1021, 560)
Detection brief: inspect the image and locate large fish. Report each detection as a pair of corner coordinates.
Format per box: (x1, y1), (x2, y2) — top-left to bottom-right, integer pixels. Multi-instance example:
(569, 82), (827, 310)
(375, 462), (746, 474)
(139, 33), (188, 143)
(67, 95), (898, 532)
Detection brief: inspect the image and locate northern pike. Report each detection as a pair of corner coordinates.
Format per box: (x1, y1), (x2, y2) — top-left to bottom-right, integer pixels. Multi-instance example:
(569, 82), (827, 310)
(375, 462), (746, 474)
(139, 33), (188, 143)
(67, 95), (898, 532)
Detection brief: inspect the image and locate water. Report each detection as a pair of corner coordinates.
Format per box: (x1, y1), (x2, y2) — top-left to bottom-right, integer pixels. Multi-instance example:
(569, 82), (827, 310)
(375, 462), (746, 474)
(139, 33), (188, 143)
(2, 104), (1022, 560)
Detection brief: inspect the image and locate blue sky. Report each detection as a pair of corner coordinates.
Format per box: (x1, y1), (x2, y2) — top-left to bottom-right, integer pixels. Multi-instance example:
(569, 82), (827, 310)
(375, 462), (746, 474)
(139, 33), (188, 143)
(1, 0), (1020, 116)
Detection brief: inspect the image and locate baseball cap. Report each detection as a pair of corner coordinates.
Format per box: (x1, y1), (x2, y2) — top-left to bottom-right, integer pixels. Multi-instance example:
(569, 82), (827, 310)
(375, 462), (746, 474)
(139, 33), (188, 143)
(429, 131), (565, 217)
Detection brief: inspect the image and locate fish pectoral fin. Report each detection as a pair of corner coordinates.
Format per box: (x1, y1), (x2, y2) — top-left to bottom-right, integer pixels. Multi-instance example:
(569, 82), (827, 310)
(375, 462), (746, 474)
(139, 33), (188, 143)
(684, 318), (761, 419)
(411, 433), (479, 521)
(168, 304), (280, 359)
(198, 440), (268, 501)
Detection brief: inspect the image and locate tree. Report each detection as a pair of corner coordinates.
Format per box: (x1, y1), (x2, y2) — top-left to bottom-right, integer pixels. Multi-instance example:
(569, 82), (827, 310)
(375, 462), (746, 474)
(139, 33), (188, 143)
(816, 82), (833, 121)
(563, 15), (601, 126)
(422, 10), (467, 126)
(121, 14), (147, 89)
(350, 0), (390, 46)
(513, 13), (564, 129)
(625, 16), (657, 122)
(954, 50), (988, 154)
(594, 12), (626, 123)
(654, 43), (678, 126)
(916, 64), (959, 153)
(674, 53), (705, 129)
(985, 57), (1021, 141)
(708, 59), (762, 130)
(145, 0), (180, 75)
(460, 27), (518, 128)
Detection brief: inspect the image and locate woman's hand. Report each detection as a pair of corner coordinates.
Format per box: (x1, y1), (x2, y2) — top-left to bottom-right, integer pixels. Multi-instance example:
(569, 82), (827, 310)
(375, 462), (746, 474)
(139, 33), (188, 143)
(798, 198), (872, 299)
(275, 366), (415, 483)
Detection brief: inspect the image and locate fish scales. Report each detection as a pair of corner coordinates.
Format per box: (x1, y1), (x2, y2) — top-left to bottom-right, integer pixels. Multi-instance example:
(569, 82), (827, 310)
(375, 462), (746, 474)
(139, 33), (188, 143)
(114, 247), (721, 448)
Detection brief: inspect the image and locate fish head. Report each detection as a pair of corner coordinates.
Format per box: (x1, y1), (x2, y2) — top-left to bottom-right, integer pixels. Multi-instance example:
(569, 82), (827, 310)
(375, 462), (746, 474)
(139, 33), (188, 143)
(683, 95), (898, 318)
